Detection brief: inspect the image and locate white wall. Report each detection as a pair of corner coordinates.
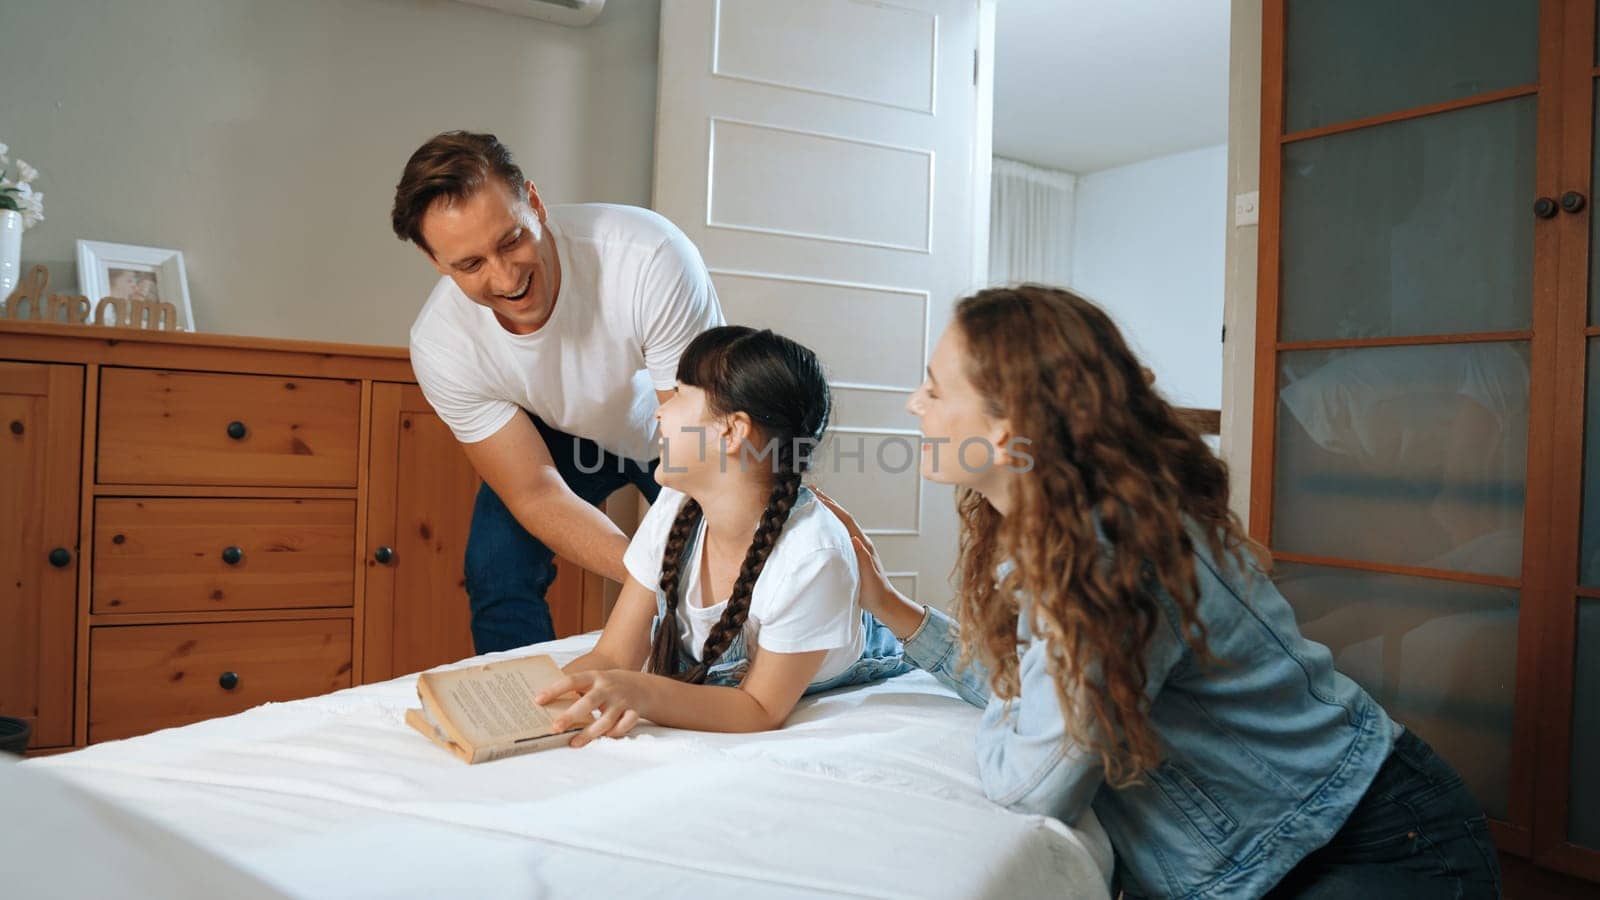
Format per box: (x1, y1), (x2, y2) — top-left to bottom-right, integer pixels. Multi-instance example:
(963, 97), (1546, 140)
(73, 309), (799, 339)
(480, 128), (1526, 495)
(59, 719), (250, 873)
(0, 0), (660, 346)
(1071, 143), (1228, 410)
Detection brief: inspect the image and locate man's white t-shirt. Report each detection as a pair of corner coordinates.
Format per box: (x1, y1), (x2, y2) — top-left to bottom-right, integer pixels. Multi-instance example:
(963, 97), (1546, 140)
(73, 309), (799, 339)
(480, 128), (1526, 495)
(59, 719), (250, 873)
(623, 486), (866, 684)
(409, 204), (724, 463)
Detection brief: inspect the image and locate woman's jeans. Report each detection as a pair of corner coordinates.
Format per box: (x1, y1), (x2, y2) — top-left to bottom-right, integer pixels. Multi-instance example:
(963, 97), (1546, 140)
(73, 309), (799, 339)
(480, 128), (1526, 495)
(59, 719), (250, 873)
(464, 414), (660, 654)
(1269, 728), (1502, 899)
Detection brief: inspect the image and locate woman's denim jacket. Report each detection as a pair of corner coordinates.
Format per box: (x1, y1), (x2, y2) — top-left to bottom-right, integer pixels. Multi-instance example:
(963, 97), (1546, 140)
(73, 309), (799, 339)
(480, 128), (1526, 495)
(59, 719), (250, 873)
(902, 536), (1397, 899)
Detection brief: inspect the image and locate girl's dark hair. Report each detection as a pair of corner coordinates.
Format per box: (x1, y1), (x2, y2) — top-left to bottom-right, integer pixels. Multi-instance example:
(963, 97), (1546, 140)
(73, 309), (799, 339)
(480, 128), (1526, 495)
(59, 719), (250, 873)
(648, 326), (831, 682)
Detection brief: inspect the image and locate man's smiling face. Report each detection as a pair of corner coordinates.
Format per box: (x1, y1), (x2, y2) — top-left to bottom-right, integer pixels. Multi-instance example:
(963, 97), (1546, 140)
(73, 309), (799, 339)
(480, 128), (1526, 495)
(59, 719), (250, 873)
(420, 177), (560, 335)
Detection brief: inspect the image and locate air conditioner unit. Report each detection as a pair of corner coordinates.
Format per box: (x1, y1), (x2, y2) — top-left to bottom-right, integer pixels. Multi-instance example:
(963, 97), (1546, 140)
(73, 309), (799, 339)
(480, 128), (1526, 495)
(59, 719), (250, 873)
(454, 0), (605, 27)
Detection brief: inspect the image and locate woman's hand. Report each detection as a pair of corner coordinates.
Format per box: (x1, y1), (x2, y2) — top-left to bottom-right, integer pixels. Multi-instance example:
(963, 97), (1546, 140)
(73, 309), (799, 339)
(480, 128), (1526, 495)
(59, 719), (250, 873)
(535, 669), (655, 748)
(813, 487), (927, 640)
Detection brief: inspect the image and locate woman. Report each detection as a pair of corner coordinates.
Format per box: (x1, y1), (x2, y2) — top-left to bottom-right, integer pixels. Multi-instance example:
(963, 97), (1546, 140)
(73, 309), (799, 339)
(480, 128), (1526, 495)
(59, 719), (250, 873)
(819, 285), (1500, 898)
(535, 325), (906, 745)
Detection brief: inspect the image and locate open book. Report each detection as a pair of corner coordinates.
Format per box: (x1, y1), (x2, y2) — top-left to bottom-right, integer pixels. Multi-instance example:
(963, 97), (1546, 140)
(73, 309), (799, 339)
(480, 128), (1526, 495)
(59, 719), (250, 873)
(405, 654), (581, 764)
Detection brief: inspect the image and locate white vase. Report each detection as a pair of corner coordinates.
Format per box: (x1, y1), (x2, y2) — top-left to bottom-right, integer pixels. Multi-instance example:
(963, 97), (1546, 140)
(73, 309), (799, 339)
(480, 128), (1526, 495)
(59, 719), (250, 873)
(0, 209), (21, 300)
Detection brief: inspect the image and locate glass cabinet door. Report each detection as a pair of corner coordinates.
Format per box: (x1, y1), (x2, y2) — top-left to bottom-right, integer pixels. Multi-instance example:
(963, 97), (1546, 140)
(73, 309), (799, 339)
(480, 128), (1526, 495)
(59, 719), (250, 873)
(1268, 0), (1542, 823)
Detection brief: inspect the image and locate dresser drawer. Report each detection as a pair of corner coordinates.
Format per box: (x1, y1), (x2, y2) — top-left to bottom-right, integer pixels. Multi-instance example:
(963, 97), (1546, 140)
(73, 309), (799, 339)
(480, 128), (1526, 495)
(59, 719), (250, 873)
(97, 368), (360, 487)
(89, 619), (352, 742)
(93, 498), (357, 614)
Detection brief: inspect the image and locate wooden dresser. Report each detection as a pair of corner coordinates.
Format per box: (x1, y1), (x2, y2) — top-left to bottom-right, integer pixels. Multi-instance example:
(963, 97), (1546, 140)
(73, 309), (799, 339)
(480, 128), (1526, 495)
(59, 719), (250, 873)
(0, 320), (599, 752)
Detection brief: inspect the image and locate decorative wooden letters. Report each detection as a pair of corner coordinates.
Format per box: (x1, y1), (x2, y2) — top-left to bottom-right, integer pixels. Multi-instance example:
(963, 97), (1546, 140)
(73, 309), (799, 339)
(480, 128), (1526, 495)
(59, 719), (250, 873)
(2, 264), (178, 331)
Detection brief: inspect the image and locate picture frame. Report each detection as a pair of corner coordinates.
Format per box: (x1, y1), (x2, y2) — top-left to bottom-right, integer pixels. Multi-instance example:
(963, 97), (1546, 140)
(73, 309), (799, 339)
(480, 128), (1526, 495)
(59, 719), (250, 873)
(75, 239), (194, 331)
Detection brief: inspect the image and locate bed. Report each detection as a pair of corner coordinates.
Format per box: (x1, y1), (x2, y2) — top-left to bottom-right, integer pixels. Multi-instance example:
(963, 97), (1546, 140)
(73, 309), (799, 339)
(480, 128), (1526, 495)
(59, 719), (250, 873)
(18, 631), (1114, 899)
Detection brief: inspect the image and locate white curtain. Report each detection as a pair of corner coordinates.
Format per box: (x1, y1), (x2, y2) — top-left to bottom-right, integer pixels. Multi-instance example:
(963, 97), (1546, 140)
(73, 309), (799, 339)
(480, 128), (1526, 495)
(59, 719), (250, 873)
(988, 157), (1077, 287)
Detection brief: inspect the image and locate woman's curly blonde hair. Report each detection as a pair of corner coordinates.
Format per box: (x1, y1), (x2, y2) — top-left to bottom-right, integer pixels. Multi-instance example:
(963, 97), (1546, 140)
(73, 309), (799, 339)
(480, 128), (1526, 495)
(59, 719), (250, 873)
(952, 285), (1253, 787)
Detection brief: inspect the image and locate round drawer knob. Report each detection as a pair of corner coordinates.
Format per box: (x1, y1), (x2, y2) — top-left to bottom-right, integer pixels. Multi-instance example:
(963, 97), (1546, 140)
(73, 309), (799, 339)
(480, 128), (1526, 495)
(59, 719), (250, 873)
(1534, 196), (1558, 219)
(374, 546), (394, 565)
(48, 547), (72, 568)
(218, 671), (240, 691)
(226, 421), (248, 440)
(1563, 190), (1588, 214)
(221, 546), (244, 565)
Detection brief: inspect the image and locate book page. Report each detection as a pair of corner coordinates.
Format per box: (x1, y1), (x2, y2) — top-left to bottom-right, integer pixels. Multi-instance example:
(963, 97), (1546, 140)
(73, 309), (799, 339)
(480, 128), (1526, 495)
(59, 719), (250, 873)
(419, 655), (576, 746)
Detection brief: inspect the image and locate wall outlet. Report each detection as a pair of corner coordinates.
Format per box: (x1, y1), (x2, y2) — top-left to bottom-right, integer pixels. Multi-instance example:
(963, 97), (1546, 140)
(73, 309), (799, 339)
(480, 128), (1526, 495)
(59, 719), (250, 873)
(1234, 190), (1260, 227)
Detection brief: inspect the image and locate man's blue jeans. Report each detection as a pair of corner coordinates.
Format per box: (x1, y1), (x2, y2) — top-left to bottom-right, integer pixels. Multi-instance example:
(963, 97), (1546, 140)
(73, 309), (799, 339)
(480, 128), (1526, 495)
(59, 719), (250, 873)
(464, 414), (660, 654)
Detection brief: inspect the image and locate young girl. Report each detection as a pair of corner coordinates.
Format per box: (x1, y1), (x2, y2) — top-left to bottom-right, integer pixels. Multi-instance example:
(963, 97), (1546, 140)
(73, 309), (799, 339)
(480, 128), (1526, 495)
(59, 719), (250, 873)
(534, 325), (907, 746)
(819, 286), (1500, 899)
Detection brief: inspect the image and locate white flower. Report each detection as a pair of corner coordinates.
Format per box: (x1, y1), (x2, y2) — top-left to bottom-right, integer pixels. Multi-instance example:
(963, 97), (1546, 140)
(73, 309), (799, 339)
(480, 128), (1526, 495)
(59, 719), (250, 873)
(13, 181), (31, 199)
(15, 160), (37, 184)
(0, 142), (9, 166)
(18, 191), (43, 229)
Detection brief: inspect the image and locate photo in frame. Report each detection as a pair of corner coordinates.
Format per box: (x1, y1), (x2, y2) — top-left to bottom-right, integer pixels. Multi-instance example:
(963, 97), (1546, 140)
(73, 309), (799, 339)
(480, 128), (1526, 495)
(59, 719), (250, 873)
(75, 240), (194, 331)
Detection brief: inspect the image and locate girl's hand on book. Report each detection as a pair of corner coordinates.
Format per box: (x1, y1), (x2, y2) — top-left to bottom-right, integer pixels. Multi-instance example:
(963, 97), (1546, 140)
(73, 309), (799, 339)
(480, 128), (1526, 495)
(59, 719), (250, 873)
(537, 670), (651, 748)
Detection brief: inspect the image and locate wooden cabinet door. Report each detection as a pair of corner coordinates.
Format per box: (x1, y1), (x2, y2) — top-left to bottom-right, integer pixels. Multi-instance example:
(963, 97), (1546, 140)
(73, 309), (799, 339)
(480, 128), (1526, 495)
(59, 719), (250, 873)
(362, 384), (585, 683)
(0, 362), (83, 748)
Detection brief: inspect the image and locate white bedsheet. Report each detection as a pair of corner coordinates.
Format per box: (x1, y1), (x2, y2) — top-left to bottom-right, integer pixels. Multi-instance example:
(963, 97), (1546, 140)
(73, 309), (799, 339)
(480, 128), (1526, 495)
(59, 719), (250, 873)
(24, 632), (1113, 899)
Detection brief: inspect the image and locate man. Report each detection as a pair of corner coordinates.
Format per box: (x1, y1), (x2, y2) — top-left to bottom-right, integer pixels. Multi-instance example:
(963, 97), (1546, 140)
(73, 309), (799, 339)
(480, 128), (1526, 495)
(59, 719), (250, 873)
(391, 131), (723, 653)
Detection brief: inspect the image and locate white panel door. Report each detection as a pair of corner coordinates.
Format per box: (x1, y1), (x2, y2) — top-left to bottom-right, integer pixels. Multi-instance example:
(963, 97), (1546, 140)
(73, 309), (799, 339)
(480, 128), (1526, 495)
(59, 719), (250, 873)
(654, 0), (993, 609)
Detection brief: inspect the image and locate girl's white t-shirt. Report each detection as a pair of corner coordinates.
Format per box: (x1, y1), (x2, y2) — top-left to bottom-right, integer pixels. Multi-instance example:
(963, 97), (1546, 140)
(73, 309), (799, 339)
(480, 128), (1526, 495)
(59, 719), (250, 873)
(623, 487), (865, 683)
(408, 203), (724, 464)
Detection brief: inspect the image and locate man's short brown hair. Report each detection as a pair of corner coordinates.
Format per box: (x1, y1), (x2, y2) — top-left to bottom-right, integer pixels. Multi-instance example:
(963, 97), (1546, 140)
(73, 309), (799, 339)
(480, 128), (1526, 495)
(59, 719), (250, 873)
(391, 131), (527, 256)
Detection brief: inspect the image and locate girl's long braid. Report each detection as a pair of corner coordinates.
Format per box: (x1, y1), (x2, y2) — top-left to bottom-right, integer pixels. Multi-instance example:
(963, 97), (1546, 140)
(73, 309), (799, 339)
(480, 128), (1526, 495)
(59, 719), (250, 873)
(681, 470), (803, 682)
(647, 497), (704, 678)
(647, 471), (803, 683)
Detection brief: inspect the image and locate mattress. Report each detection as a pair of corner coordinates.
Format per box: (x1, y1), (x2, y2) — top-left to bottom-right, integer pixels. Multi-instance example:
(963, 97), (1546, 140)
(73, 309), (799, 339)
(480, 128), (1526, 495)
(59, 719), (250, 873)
(22, 632), (1113, 899)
